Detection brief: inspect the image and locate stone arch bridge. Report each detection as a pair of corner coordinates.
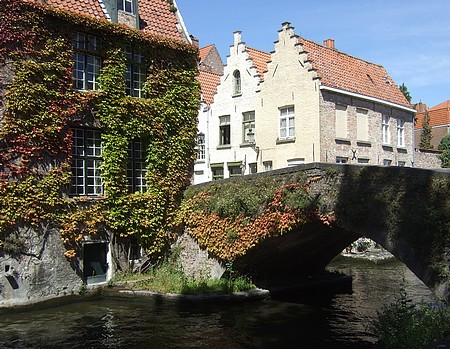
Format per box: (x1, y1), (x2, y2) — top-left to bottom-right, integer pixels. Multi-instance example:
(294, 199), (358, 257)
(186, 163), (450, 301)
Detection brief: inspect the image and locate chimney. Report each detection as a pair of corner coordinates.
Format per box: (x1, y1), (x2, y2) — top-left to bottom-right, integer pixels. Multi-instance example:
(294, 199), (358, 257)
(190, 35), (199, 47)
(323, 38), (335, 49)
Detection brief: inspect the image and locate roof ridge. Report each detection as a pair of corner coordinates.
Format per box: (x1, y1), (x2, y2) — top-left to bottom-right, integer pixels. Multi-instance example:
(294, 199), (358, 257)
(246, 46), (270, 55)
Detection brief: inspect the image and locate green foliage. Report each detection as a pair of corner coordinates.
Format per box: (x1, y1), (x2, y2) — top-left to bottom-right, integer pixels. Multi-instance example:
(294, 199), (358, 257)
(398, 83), (412, 103)
(438, 134), (450, 168)
(371, 283), (450, 349)
(0, 0), (200, 266)
(419, 110), (433, 149)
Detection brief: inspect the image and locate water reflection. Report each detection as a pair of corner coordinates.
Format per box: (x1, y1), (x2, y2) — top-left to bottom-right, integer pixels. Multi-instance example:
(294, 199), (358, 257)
(0, 256), (435, 349)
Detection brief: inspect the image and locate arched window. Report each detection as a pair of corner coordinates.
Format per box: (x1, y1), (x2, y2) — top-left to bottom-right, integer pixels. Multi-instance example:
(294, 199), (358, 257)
(233, 70), (241, 95)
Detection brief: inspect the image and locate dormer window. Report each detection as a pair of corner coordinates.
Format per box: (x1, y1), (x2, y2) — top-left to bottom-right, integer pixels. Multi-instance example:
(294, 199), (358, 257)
(118, 0), (133, 14)
(233, 70), (241, 95)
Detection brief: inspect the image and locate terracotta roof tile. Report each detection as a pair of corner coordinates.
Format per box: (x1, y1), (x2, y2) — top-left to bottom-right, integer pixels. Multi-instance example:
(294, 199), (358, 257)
(31, 0), (182, 40)
(199, 45), (214, 62)
(246, 47), (270, 81)
(415, 99), (450, 128)
(139, 0), (181, 40)
(197, 70), (221, 106)
(299, 38), (411, 108)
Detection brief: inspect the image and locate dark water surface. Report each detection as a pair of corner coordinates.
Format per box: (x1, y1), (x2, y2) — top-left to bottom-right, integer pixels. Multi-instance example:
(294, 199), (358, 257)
(0, 256), (436, 349)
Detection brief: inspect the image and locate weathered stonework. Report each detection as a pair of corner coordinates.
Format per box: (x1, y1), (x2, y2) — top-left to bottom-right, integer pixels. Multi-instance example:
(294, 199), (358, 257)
(174, 232), (225, 279)
(0, 227), (83, 307)
(414, 149), (442, 169)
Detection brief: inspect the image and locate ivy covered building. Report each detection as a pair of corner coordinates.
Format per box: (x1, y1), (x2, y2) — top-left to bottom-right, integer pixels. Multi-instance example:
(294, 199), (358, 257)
(0, 0), (199, 306)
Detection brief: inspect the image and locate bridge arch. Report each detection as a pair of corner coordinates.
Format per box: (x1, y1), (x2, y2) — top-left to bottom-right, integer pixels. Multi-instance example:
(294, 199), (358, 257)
(183, 164), (450, 301)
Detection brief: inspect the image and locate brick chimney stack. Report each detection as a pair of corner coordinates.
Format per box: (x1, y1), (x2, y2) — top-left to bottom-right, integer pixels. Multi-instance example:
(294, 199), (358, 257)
(323, 38), (335, 49)
(190, 35), (199, 47)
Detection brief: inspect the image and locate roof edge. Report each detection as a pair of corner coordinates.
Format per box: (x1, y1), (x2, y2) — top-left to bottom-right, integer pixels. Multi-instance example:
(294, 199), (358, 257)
(320, 86), (416, 113)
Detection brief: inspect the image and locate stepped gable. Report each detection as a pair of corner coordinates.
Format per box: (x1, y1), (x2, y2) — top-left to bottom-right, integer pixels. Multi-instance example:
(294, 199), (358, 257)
(197, 70), (221, 106)
(299, 37), (411, 108)
(246, 47), (270, 81)
(416, 99), (450, 128)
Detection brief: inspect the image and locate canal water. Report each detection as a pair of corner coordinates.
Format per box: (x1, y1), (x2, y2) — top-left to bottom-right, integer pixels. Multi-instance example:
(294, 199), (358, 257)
(0, 255), (436, 349)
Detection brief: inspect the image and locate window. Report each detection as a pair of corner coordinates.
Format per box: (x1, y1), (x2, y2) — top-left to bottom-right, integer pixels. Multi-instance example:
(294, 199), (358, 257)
(228, 165), (243, 177)
(249, 163), (257, 174)
(287, 158), (305, 166)
(127, 139), (147, 193)
(242, 111), (255, 143)
(219, 115), (231, 145)
(71, 128), (103, 196)
(358, 158), (370, 164)
(118, 0), (133, 13)
(233, 70), (241, 95)
(357, 109), (369, 141)
(211, 165), (224, 181)
(336, 157), (348, 164)
(335, 105), (347, 139)
(383, 159), (392, 166)
(195, 133), (205, 160)
(263, 161), (273, 171)
(397, 119), (405, 147)
(125, 46), (145, 97)
(73, 33), (102, 91)
(279, 106), (295, 139)
(382, 115), (391, 144)
(398, 161), (406, 167)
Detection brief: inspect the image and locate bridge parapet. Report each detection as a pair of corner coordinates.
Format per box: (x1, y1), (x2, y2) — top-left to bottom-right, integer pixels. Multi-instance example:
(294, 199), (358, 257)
(181, 163), (450, 301)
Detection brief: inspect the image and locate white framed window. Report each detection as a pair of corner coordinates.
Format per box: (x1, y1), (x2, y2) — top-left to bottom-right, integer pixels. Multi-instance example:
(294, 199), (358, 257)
(335, 104), (347, 139)
(228, 165), (243, 177)
(195, 133), (205, 160)
(279, 106), (295, 139)
(263, 161), (273, 171)
(125, 46), (145, 97)
(118, 0), (133, 13)
(73, 33), (102, 91)
(242, 111), (255, 143)
(287, 158), (305, 166)
(70, 128), (103, 196)
(233, 70), (241, 95)
(336, 156), (348, 164)
(219, 115), (231, 145)
(382, 115), (391, 144)
(127, 139), (147, 193)
(397, 119), (405, 147)
(357, 108), (369, 141)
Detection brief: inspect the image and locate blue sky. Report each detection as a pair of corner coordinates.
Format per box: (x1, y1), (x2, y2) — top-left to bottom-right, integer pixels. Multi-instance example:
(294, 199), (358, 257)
(176, 0), (450, 108)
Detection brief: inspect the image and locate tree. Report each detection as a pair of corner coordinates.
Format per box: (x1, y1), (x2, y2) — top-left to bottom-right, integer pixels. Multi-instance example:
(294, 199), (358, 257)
(438, 134), (450, 168)
(399, 83), (412, 103)
(419, 110), (433, 149)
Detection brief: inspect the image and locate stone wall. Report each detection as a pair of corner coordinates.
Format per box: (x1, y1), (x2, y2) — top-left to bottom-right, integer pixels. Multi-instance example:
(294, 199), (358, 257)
(174, 233), (225, 280)
(0, 227), (83, 307)
(414, 149), (443, 169)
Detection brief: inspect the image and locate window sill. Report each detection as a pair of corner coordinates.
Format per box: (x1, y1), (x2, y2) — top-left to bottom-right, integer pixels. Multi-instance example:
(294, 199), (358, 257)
(276, 137), (296, 145)
(232, 93), (242, 98)
(357, 140), (371, 147)
(195, 160), (206, 164)
(217, 145), (231, 150)
(382, 144), (394, 151)
(335, 138), (351, 145)
(240, 142), (256, 148)
(397, 147), (408, 153)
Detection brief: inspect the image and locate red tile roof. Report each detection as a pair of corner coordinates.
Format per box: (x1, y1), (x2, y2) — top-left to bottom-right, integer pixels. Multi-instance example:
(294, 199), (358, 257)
(31, 0), (182, 40)
(299, 37), (411, 108)
(415, 99), (450, 128)
(199, 45), (214, 62)
(246, 47), (270, 81)
(197, 70), (221, 106)
(139, 0), (181, 40)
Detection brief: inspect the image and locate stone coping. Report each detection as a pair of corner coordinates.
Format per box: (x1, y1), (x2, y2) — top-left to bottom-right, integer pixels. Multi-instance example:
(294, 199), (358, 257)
(115, 288), (270, 302)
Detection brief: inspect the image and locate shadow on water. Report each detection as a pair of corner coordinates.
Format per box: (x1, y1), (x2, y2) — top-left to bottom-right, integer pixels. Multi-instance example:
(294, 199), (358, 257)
(0, 256), (435, 349)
